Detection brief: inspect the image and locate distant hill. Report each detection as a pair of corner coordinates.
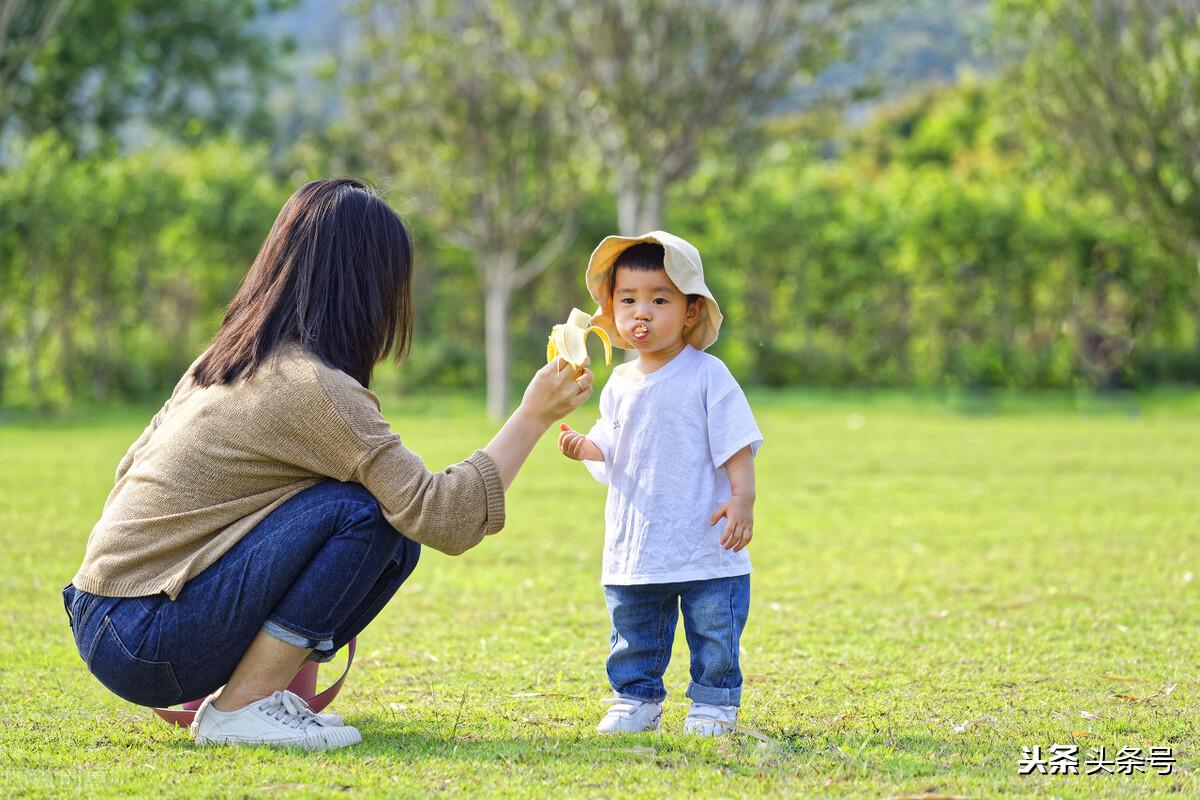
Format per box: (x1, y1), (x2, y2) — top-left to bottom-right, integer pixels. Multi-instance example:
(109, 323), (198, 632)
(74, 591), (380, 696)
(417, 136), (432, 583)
(269, 0), (995, 122)
(788, 0), (993, 116)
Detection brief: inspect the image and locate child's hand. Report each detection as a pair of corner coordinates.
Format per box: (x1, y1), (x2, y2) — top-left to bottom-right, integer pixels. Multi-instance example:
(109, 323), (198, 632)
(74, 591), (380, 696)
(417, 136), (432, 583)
(558, 423), (604, 461)
(711, 493), (754, 552)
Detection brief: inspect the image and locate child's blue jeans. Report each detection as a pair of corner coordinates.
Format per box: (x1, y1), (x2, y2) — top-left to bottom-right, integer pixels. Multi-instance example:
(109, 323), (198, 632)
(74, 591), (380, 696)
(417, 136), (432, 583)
(62, 480), (420, 708)
(604, 574), (750, 707)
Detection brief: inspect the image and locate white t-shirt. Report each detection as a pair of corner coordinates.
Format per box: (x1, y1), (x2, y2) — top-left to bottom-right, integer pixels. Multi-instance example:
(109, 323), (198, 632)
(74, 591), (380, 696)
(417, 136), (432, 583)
(584, 345), (763, 585)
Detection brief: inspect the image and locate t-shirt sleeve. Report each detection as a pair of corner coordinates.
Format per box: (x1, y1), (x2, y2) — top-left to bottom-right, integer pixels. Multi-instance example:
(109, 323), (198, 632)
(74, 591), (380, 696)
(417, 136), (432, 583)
(706, 370), (763, 469)
(582, 385), (615, 484)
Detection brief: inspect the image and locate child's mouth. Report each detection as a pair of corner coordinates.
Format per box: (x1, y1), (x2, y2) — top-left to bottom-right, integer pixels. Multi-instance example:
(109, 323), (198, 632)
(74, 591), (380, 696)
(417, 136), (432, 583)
(632, 324), (649, 340)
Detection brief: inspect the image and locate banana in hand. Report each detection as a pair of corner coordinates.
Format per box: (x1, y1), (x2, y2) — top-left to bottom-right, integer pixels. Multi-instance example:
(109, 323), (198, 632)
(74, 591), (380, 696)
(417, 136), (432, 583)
(547, 308), (612, 375)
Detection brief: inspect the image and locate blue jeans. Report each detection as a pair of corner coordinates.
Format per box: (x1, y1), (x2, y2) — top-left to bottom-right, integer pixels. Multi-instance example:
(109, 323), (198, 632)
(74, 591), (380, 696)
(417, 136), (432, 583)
(604, 574), (750, 707)
(62, 481), (420, 708)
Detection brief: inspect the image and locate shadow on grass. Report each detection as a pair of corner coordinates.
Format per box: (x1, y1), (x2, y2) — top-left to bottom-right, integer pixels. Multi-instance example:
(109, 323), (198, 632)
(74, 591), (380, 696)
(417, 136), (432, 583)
(153, 724), (983, 770)
(154, 724), (793, 765)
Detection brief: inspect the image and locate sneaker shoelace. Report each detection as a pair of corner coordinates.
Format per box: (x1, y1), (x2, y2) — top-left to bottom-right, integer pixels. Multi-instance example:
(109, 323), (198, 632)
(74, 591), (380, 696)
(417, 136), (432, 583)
(260, 690), (325, 730)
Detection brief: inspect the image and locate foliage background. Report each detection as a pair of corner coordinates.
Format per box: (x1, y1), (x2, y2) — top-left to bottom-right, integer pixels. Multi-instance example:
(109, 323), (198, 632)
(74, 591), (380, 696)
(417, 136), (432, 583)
(2, 4), (1198, 796)
(1, 0), (1198, 410)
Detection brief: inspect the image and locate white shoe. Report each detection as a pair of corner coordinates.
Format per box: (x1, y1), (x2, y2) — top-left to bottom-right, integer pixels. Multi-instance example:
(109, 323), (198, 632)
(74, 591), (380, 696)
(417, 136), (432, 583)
(191, 690), (362, 751)
(207, 684), (344, 726)
(683, 703), (738, 737)
(596, 697), (663, 734)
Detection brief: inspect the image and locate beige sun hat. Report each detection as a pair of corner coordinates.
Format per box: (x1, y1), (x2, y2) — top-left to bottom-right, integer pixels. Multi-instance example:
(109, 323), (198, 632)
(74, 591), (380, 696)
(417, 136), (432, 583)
(585, 230), (723, 351)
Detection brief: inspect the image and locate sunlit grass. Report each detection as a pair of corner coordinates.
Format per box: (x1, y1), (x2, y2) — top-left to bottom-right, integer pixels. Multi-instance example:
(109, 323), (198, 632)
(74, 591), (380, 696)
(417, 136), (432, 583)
(1, 389), (1197, 798)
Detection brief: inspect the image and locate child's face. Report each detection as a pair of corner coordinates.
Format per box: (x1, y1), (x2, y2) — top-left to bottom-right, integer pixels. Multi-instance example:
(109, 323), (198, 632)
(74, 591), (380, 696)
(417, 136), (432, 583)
(611, 267), (702, 355)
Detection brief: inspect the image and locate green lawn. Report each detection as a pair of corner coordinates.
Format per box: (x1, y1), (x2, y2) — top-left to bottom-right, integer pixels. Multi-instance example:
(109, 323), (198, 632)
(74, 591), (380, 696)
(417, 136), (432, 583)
(1, 390), (1198, 798)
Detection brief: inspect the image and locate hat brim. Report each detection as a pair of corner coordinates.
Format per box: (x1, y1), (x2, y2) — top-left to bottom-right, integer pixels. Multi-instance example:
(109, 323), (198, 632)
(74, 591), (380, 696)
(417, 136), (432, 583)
(585, 232), (722, 351)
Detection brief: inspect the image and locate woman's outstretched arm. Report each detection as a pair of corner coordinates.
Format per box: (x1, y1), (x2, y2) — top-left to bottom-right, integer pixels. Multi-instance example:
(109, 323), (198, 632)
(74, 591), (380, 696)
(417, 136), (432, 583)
(484, 358), (594, 490)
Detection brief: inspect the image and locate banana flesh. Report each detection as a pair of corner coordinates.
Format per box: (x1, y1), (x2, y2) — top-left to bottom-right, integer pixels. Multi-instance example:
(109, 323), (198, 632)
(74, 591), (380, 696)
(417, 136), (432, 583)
(547, 307), (612, 375)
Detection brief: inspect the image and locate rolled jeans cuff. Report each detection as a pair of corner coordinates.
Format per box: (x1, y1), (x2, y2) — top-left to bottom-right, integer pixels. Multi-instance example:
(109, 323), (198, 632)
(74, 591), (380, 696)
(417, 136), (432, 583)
(618, 688), (666, 704)
(686, 681), (741, 706)
(263, 618), (334, 656)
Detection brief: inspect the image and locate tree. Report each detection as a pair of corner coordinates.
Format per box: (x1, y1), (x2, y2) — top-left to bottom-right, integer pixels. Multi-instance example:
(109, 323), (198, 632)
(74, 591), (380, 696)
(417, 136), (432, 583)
(997, 0), (1200, 277)
(0, 1), (70, 113)
(551, 0), (862, 234)
(351, 0), (593, 419)
(0, 0), (295, 151)
(0, 134), (284, 409)
(675, 80), (1194, 390)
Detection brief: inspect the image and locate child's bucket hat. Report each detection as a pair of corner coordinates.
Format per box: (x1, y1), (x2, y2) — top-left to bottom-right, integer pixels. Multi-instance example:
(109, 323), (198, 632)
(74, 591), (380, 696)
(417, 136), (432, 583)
(585, 230), (723, 351)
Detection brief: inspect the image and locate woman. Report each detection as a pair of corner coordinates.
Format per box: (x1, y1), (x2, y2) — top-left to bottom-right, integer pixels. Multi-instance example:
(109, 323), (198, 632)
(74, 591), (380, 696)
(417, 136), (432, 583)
(62, 178), (593, 750)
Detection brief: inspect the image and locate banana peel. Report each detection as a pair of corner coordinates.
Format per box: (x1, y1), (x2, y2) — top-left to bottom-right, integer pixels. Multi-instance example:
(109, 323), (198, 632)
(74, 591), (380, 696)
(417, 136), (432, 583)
(547, 308), (612, 376)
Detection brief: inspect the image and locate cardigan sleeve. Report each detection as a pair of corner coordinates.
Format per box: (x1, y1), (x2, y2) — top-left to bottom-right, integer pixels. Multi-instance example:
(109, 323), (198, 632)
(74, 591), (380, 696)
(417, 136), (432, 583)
(302, 362), (506, 555)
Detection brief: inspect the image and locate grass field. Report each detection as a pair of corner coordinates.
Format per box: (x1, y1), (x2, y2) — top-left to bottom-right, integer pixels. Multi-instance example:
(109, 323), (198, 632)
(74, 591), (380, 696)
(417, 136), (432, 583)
(1, 389), (1198, 798)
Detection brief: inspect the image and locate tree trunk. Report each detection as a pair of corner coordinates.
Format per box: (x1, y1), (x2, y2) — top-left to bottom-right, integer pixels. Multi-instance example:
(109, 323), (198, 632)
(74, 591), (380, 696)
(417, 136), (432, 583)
(1191, 240), (1200, 368)
(617, 178), (640, 237)
(57, 263), (77, 399)
(0, 304), (9, 408)
(616, 172), (666, 363)
(636, 176), (664, 234)
(617, 170), (665, 235)
(483, 249), (518, 420)
(94, 285), (115, 402)
(24, 262), (44, 409)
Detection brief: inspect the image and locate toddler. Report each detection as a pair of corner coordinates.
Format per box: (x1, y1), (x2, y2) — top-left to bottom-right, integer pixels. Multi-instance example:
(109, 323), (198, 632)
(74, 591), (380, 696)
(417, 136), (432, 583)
(558, 231), (762, 736)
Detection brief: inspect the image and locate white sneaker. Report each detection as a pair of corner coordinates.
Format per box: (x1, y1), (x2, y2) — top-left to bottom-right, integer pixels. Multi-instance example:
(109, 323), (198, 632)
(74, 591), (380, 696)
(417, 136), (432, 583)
(207, 684), (344, 726)
(683, 703), (738, 737)
(191, 690), (362, 751)
(596, 697), (663, 734)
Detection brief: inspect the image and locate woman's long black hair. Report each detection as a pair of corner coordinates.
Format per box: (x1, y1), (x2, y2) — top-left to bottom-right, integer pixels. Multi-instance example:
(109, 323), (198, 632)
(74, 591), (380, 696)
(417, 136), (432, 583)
(191, 177), (414, 388)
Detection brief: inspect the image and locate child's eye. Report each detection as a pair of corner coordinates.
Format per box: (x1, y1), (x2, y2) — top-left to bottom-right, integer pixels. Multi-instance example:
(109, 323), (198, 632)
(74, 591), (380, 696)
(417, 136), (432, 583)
(653, 298), (667, 305)
(620, 298), (634, 304)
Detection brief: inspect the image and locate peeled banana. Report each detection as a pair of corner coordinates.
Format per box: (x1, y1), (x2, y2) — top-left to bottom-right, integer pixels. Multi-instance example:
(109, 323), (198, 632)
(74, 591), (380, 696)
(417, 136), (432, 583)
(547, 307), (612, 375)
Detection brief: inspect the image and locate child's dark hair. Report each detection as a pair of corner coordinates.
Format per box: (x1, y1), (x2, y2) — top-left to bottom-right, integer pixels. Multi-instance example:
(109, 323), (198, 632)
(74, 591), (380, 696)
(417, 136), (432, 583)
(610, 242), (701, 305)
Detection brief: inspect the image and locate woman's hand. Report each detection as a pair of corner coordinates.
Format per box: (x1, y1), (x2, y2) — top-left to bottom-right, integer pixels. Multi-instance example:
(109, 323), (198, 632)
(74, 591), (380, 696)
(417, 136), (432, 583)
(558, 424), (604, 461)
(518, 358), (593, 426)
(484, 358), (594, 491)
